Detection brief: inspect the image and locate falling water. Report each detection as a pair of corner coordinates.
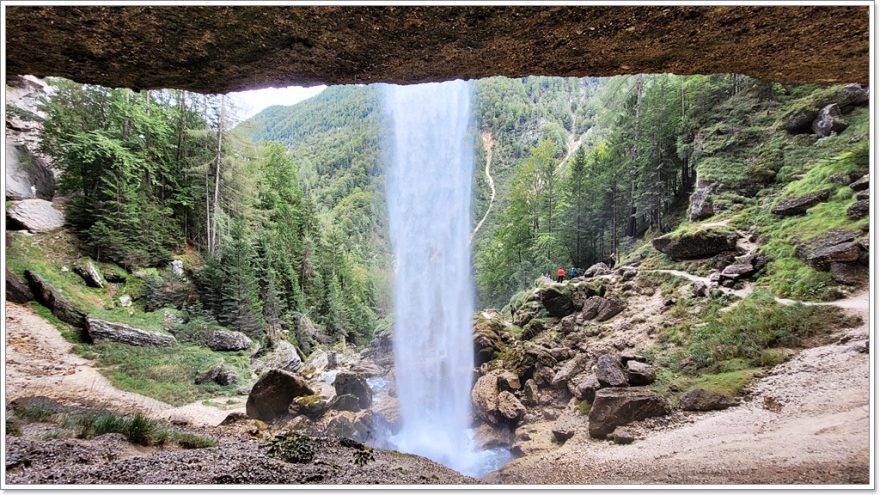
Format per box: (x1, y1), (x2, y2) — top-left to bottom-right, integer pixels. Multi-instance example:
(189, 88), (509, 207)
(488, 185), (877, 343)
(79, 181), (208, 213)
(383, 80), (510, 477)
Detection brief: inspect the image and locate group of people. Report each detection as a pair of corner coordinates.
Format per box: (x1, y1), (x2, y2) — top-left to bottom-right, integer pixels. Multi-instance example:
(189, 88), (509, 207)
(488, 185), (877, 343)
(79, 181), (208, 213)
(554, 254), (617, 283)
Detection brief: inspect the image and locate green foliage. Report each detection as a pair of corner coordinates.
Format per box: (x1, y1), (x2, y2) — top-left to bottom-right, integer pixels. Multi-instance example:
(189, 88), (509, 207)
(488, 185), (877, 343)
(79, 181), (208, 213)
(56, 410), (215, 448)
(353, 448), (375, 466)
(267, 432), (316, 464)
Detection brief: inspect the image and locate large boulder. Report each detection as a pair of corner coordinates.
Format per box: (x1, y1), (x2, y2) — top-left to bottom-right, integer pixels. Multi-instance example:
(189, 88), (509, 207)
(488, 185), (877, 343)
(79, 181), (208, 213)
(5, 144), (54, 201)
(6, 199), (64, 232)
(568, 372), (600, 402)
(333, 372), (372, 410)
(246, 369), (315, 422)
(73, 260), (104, 289)
(6, 269), (33, 303)
(496, 391), (526, 422)
(472, 372), (501, 425)
(796, 229), (861, 270)
(588, 388), (669, 438)
(625, 361), (656, 386)
(85, 318), (176, 347)
(25, 271), (86, 328)
(771, 189), (831, 216)
(849, 174), (869, 192)
(537, 285), (575, 317)
(512, 300), (544, 327)
(811, 103), (848, 137)
(594, 354), (628, 388)
(595, 298), (624, 322)
(785, 84), (869, 134)
(652, 228), (738, 260)
(323, 410), (373, 443)
(496, 371), (521, 392)
(521, 316), (557, 340)
(207, 329), (253, 351)
(679, 388), (738, 411)
(830, 262), (865, 286)
(688, 180), (715, 221)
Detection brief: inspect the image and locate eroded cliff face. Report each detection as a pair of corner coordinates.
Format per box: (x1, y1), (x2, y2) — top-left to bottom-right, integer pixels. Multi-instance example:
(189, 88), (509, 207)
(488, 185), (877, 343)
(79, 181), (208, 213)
(5, 6), (868, 93)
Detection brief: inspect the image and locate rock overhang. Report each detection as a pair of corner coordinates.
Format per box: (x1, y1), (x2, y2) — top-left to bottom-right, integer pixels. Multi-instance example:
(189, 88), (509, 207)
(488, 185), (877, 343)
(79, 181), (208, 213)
(4, 5), (869, 93)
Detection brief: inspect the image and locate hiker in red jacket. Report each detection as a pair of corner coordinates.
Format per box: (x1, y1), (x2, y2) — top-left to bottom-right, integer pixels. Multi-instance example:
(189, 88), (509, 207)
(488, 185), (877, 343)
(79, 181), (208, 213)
(556, 266), (566, 283)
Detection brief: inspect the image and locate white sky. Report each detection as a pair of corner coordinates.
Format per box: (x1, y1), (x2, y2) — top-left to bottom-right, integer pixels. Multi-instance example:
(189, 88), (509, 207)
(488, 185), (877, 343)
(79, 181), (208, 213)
(230, 85), (327, 121)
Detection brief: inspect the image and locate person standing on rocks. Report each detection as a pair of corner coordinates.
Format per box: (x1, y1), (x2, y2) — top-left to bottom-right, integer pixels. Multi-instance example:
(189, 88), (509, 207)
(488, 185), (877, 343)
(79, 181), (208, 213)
(557, 266), (566, 283)
(568, 266), (578, 279)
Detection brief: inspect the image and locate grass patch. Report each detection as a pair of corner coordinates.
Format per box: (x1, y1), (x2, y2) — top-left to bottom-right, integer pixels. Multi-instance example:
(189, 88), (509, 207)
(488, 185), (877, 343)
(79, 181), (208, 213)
(59, 411), (216, 448)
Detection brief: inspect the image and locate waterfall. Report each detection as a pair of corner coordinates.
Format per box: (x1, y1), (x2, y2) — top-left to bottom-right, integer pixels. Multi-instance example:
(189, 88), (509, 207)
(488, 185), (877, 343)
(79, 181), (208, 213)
(383, 80), (510, 477)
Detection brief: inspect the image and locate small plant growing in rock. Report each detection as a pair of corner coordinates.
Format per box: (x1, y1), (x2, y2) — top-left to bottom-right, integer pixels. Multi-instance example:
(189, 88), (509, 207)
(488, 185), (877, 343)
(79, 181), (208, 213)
(267, 432), (315, 463)
(352, 448), (375, 467)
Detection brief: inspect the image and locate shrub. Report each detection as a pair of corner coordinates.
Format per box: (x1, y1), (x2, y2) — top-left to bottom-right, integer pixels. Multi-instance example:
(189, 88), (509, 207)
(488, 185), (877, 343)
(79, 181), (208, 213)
(353, 448), (375, 466)
(267, 432), (315, 464)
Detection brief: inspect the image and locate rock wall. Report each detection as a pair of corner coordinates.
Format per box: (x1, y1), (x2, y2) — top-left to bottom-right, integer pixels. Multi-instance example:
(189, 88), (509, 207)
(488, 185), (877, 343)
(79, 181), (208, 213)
(5, 6), (868, 93)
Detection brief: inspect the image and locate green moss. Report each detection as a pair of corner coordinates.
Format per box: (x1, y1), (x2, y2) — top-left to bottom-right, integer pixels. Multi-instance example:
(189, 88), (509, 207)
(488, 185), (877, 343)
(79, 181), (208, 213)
(577, 400), (592, 416)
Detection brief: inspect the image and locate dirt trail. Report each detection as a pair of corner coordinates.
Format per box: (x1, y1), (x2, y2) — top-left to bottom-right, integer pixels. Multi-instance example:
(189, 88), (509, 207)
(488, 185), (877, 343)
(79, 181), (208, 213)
(490, 289), (870, 484)
(4, 302), (239, 426)
(472, 131), (497, 240)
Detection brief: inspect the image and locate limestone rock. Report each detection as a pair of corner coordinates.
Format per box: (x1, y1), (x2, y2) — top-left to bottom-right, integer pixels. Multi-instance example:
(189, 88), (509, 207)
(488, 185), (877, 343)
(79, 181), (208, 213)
(552, 354), (587, 387)
(688, 180), (715, 221)
(537, 285), (575, 317)
(6, 269), (33, 303)
(207, 329), (253, 351)
(170, 260), (184, 276)
(522, 378), (540, 406)
(472, 372), (501, 424)
(253, 340), (304, 374)
(595, 354), (628, 388)
(246, 369), (315, 422)
(118, 295), (132, 307)
(5, 144), (54, 201)
(333, 372), (372, 410)
(609, 428), (636, 445)
(847, 199), (869, 219)
(323, 410), (373, 443)
(595, 298), (624, 322)
(85, 317), (176, 347)
(473, 310), (507, 365)
(25, 271), (86, 328)
(497, 391), (526, 423)
(6, 199), (64, 232)
(652, 228), (738, 260)
(796, 229), (861, 270)
(849, 174), (869, 191)
(569, 373), (600, 402)
(473, 423), (514, 449)
(830, 262), (865, 286)
(811, 103), (848, 137)
(679, 388), (738, 411)
(496, 371), (521, 392)
(73, 260), (104, 289)
(626, 360), (656, 386)
(771, 189), (831, 216)
(583, 262), (610, 278)
(588, 388), (669, 438)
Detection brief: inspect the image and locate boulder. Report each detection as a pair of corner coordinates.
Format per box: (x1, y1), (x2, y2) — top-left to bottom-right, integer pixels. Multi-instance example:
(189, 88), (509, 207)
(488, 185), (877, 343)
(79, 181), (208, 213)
(692, 280), (708, 297)
(847, 199), (869, 219)
(594, 354), (628, 388)
(552, 354), (587, 387)
(521, 317), (557, 340)
(688, 180), (715, 221)
(25, 271), (86, 328)
(170, 260), (184, 276)
(73, 261), (104, 289)
(583, 262), (610, 278)
(323, 410), (373, 443)
(551, 418), (577, 444)
(246, 369), (315, 422)
(496, 371), (521, 392)
(207, 329), (253, 351)
(496, 391), (526, 423)
(118, 295), (132, 307)
(6, 199), (64, 232)
(372, 395), (401, 429)
(609, 428), (636, 445)
(811, 103), (848, 137)
(625, 361), (656, 386)
(796, 229), (861, 270)
(537, 285), (575, 317)
(849, 174), (869, 192)
(6, 269), (33, 303)
(588, 388), (669, 438)
(473, 423), (514, 449)
(652, 228), (738, 260)
(290, 394), (330, 417)
(784, 108), (819, 134)
(254, 340), (304, 373)
(328, 393), (362, 412)
(679, 388), (738, 411)
(720, 258), (756, 281)
(830, 262), (865, 286)
(195, 367), (221, 385)
(569, 281), (599, 307)
(522, 378), (540, 406)
(473, 311), (507, 365)
(195, 366), (238, 386)
(771, 189), (831, 216)
(581, 296), (603, 320)
(558, 314), (578, 334)
(512, 300), (543, 327)
(85, 317), (177, 347)
(472, 372), (501, 424)
(855, 189), (869, 201)
(5, 144), (54, 201)
(568, 373), (600, 402)
(334, 372), (372, 409)
(595, 298), (624, 322)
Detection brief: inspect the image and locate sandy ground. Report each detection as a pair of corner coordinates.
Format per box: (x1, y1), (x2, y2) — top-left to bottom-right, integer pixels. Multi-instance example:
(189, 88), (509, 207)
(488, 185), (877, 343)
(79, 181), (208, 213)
(4, 302), (240, 426)
(488, 290), (871, 485)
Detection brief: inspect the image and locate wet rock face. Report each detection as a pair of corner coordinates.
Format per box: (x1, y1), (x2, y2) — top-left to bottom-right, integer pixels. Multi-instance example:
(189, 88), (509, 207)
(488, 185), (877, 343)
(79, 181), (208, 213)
(5, 6), (868, 93)
(588, 388), (669, 438)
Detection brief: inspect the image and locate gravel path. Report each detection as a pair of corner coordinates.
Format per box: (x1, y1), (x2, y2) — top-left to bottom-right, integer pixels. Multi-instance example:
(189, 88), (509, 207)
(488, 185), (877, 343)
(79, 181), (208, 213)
(487, 290), (870, 485)
(4, 302), (237, 426)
